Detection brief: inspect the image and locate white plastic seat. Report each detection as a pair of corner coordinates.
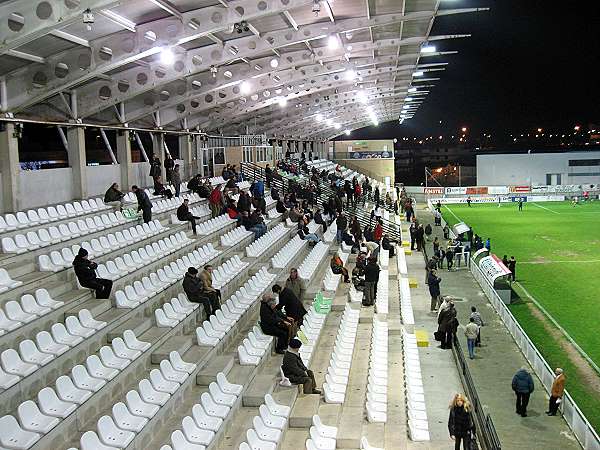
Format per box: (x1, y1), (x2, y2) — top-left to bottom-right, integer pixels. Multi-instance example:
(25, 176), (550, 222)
(196, 327), (219, 346)
(170, 429), (205, 450)
(0, 415), (41, 449)
(97, 415), (135, 448)
(200, 392), (229, 418)
(182, 415), (215, 446)
(38, 386), (77, 418)
(253, 415), (282, 443)
(309, 426), (336, 450)
(19, 339), (54, 366)
(259, 404), (286, 430)
(66, 315), (96, 338)
(216, 372), (243, 395)
(312, 415), (337, 439)
(246, 429), (276, 450)
(35, 288), (64, 309)
(1, 348), (38, 377)
(365, 401), (387, 423)
(5, 301), (35, 324)
(126, 390), (160, 418)
(264, 394), (290, 418)
(209, 382), (236, 407)
(20, 294), (51, 316)
(112, 402), (148, 432)
(72, 364), (106, 392)
(112, 337), (141, 360)
(86, 355), (119, 380)
(35, 331), (69, 356)
(191, 403), (222, 432)
(55, 374), (93, 404)
(123, 330), (150, 352)
(150, 368), (179, 394)
(160, 359), (188, 383)
(139, 378), (170, 406)
(100, 346), (130, 370)
(238, 345), (260, 366)
(156, 308), (179, 327)
(323, 383), (345, 404)
(0, 309), (21, 334)
(17, 399), (60, 433)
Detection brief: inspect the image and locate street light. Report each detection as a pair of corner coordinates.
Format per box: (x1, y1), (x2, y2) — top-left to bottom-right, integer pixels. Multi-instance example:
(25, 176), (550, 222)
(461, 127), (467, 133)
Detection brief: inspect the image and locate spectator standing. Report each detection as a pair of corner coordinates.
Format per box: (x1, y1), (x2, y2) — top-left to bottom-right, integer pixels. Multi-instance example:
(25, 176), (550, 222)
(330, 254), (350, 283)
(464, 318), (479, 359)
(363, 257), (380, 306)
(282, 339), (321, 394)
(260, 294), (291, 354)
(164, 155), (175, 184)
(103, 183), (125, 211)
(149, 156), (161, 182)
(547, 368), (566, 416)
(512, 367), (535, 417)
(374, 220), (383, 242)
(272, 284), (307, 324)
(209, 185), (223, 218)
(448, 394), (476, 450)
(409, 222), (417, 251)
(508, 256), (517, 281)
(176, 199), (201, 235)
(199, 265), (221, 313)
(265, 164), (273, 188)
(470, 306), (484, 346)
(485, 237), (491, 251)
(132, 185), (152, 223)
(172, 164), (182, 197)
(443, 224), (450, 239)
(438, 300), (457, 349)
(182, 267), (213, 318)
(428, 269), (442, 312)
(446, 242), (455, 271)
(285, 268), (305, 301)
(416, 224), (425, 251)
(72, 248), (113, 299)
(336, 212), (348, 244)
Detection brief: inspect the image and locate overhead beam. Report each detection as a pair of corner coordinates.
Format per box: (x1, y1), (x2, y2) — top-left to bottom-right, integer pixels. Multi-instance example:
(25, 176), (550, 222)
(323, 0), (335, 22)
(148, 0), (183, 19)
(282, 11), (299, 30)
(50, 30), (90, 47)
(98, 10), (137, 32)
(6, 49), (45, 64)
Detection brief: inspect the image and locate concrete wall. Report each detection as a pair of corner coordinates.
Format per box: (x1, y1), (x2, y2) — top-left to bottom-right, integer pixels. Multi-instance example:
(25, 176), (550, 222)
(334, 139), (394, 152)
(336, 158), (395, 185)
(477, 151), (600, 186)
(19, 168), (74, 210)
(86, 165), (120, 197)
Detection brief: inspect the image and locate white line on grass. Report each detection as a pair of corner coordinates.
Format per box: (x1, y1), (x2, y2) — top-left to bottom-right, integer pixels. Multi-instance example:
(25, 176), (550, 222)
(519, 259), (600, 264)
(530, 202), (560, 214)
(443, 205), (462, 223)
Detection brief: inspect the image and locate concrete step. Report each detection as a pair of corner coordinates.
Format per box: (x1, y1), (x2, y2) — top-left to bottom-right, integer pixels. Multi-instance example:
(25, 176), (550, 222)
(65, 298), (112, 318)
(106, 315), (152, 342)
(279, 428), (309, 450)
(289, 393), (321, 428)
(196, 354), (235, 385)
(181, 345), (211, 367)
(2, 260), (36, 278)
(151, 333), (194, 364)
(242, 373), (276, 407)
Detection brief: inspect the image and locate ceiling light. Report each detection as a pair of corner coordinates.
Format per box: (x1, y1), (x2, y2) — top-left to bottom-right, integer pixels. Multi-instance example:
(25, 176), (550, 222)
(315, 113), (324, 122)
(334, 123), (341, 130)
(413, 71), (424, 77)
(345, 129), (351, 135)
(270, 58), (279, 68)
(408, 87), (417, 93)
(345, 69), (356, 80)
(240, 81), (251, 94)
(347, 45), (353, 51)
(328, 35), (339, 49)
(160, 48), (175, 65)
(357, 91), (368, 104)
(421, 44), (436, 53)
(405, 97), (413, 101)
(326, 118), (333, 126)
(278, 97), (288, 107)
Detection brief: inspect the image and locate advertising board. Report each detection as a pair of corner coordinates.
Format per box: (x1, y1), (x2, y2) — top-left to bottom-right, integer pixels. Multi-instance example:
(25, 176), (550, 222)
(479, 254), (511, 285)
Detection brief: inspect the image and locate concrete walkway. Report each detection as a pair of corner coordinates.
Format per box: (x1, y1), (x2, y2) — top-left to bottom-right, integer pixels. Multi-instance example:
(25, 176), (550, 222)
(417, 207), (581, 450)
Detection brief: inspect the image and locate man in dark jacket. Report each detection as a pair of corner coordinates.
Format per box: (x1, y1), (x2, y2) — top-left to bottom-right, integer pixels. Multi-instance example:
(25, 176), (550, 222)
(259, 294), (291, 354)
(164, 155), (175, 183)
(103, 182), (125, 210)
(438, 302), (457, 349)
(512, 367), (535, 417)
(72, 248), (112, 299)
(265, 164), (273, 188)
(182, 267), (213, 318)
(272, 284), (307, 324)
(237, 191), (251, 214)
(149, 156), (161, 182)
(428, 269), (441, 312)
(336, 212), (348, 244)
(177, 199), (201, 235)
(282, 338), (320, 394)
(132, 185), (152, 223)
(363, 257), (380, 306)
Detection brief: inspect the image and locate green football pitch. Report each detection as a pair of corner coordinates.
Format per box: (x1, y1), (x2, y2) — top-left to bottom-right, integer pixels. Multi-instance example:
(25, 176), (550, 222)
(442, 200), (600, 428)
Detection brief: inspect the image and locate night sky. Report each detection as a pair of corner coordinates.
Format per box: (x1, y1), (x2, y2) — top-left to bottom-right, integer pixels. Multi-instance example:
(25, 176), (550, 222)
(350, 0), (600, 140)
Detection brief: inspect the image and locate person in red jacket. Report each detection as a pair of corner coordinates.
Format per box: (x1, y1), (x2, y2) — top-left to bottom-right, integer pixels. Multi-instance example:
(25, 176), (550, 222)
(374, 219), (383, 242)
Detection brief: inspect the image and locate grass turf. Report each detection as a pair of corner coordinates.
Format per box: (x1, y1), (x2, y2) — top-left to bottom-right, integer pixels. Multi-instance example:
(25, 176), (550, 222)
(442, 200), (600, 428)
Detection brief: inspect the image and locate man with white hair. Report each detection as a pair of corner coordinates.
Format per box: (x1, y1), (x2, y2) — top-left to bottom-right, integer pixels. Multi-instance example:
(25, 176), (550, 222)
(547, 368), (566, 416)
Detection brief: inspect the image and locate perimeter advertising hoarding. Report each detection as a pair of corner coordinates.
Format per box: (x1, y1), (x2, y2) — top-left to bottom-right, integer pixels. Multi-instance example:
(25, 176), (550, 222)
(433, 196), (511, 204)
(424, 187), (444, 195)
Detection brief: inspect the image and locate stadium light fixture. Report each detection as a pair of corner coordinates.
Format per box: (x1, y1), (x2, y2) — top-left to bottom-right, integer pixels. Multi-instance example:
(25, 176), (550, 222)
(408, 87), (417, 93)
(270, 58), (279, 68)
(315, 113), (324, 122)
(574, 125), (581, 131)
(326, 118), (333, 126)
(334, 123), (341, 130)
(328, 35), (339, 49)
(345, 129), (351, 135)
(278, 97), (288, 107)
(160, 48), (175, 65)
(240, 81), (251, 95)
(421, 44), (436, 53)
(413, 71), (424, 77)
(461, 127), (467, 133)
(345, 69), (357, 80)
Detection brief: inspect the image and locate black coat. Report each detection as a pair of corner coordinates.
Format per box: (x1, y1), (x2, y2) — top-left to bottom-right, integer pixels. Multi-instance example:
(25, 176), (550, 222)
(104, 187), (124, 203)
(438, 306), (457, 332)
(135, 190), (152, 211)
(276, 287), (307, 322)
(282, 351), (308, 381)
(177, 204), (191, 221)
(364, 262), (380, 283)
(72, 255), (98, 284)
(182, 273), (207, 303)
(238, 194), (251, 213)
(336, 215), (348, 230)
(448, 406), (474, 436)
(427, 272), (441, 297)
(260, 302), (284, 334)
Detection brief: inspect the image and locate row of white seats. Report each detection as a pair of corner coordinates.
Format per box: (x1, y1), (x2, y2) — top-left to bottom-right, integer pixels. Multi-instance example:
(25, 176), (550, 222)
(3, 211), (129, 254)
(96, 231), (192, 281)
(266, 209), (282, 221)
(396, 247), (408, 276)
(404, 331), (430, 441)
(155, 295), (200, 328)
(209, 176), (226, 186)
(0, 198), (111, 234)
(0, 289), (64, 336)
(238, 396), (291, 450)
(366, 319), (388, 423)
(305, 415), (338, 450)
(211, 255), (248, 290)
(196, 267), (276, 347)
(114, 243), (220, 308)
(152, 193), (203, 215)
(398, 277), (415, 325)
(78, 350), (197, 450)
(0, 330), (150, 450)
(375, 270), (389, 315)
(322, 250), (349, 292)
(220, 226), (253, 247)
(379, 248), (389, 269)
(170, 205), (210, 226)
(322, 222), (337, 243)
(238, 329), (272, 366)
(0, 309), (106, 390)
(296, 305), (327, 366)
(198, 214), (236, 236)
(246, 224), (288, 258)
(323, 305), (359, 404)
(298, 242), (329, 282)
(39, 220), (168, 272)
(271, 236), (306, 269)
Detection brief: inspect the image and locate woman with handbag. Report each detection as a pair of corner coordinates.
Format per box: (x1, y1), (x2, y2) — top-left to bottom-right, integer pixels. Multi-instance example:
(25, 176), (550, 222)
(448, 393), (476, 450)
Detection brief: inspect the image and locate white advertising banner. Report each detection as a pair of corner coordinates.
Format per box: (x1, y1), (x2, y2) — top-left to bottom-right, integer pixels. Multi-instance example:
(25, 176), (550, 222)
(478, 254), (511, 284)
(432, 196), (511, 204)
(445, 187), (468, 195)
(488, 186), (509, 195)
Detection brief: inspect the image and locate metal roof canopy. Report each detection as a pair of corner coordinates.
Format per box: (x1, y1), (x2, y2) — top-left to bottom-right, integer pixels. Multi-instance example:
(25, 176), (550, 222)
(0, 0), (487, 140)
